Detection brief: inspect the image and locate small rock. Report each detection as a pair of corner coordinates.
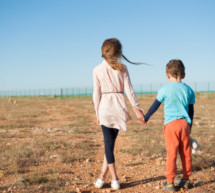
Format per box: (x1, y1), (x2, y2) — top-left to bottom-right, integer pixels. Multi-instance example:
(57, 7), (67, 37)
(197, 150), (203, 155)
(211, 167), (214, 171)
(50, 155), (58, 159)
(102, 190), (110, 193)
(122, 175), (128, 182)
(155, 186), (160, 189)
(194, 122), (199, 126)
(84, 184), (89, 188)
(86, 158), (91, 163)
(195, 180), (203, 187)
(209, 136), (214, 141)
(76, 187), (81, 193)
(156, 162), (161, 165)
(6, 143), (12, 146)
(156, 157), (163, 162)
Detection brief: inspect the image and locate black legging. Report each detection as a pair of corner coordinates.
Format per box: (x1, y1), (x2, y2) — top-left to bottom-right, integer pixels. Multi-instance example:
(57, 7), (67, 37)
(101, 125), (119, 164)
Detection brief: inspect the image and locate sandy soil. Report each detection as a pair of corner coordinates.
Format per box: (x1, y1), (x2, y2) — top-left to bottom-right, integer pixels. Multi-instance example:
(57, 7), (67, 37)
(0, 95), (215, 193)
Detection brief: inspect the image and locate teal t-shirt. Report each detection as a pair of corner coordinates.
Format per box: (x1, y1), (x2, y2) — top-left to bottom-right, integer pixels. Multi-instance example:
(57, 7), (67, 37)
(157, 82), (195, 125)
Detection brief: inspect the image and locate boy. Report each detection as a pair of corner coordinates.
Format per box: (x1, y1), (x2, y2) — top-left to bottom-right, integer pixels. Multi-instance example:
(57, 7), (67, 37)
(144, 60), (195, 192)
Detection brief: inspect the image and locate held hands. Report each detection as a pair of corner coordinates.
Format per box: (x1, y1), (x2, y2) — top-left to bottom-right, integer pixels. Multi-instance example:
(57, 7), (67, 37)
(96, 108), (147, 126)
(133, 106), (147, 127)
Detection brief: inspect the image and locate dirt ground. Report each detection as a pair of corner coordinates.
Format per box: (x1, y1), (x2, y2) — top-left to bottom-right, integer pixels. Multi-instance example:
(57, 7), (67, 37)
(0, 94), (215, 193)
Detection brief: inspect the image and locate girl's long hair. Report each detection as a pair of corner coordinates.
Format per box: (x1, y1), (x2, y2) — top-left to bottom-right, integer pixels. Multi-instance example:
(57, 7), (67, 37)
(102, 38), (149, 72)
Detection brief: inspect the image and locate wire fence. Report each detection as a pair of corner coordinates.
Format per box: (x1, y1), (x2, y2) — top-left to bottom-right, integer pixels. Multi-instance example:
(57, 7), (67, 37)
(0, 82), (215, 99)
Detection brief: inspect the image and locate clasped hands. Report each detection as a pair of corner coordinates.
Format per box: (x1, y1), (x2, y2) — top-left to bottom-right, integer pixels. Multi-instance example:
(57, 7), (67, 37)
(96, 107), (147, 127)
(133, 106), (147, 127)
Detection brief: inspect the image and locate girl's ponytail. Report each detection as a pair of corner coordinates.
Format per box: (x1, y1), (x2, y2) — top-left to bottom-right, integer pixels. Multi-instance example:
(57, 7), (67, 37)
(102, 38), (150, 72)
(122, 54), (150, 66)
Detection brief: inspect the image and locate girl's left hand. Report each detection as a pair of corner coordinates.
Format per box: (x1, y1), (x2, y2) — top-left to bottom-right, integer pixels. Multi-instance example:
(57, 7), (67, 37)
(133, 106), (147, 126)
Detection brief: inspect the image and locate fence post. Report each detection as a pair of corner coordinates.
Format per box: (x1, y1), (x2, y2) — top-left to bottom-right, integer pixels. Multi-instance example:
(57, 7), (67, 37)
(61, 88), (63, 100)
(72, 88), (74, 99)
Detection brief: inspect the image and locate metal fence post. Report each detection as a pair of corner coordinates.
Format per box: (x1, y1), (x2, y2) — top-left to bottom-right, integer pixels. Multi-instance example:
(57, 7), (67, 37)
(78, 88), (80, 99)
(72, 88), (74, 99)
(61, 88), (63, 100)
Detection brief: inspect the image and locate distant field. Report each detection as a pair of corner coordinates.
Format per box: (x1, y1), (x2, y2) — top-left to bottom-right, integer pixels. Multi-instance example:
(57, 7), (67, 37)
(0, 94), (215, 192)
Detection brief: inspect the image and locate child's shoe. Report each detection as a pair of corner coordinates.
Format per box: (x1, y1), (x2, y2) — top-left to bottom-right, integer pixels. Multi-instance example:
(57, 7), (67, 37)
(94, 178), (104, 189)
(163, 182), (176, 192)
(176, 178), (192, 189)
(111, 180), (120, 190)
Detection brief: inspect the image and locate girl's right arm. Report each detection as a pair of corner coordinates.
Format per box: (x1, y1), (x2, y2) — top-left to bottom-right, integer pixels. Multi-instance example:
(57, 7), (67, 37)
(93, 69), (101, 124)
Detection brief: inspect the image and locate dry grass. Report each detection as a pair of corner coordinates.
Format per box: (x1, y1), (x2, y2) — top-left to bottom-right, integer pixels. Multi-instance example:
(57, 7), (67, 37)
(0, 98), (97, 192)
(0, 95), (215, 192)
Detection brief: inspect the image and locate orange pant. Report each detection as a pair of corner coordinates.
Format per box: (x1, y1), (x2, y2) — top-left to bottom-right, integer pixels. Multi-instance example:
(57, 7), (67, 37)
(164, 119), (192, 183)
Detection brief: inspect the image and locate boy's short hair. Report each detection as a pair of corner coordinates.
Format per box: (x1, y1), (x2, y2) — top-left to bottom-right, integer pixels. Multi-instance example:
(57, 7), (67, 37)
(166, 59), (185, 78)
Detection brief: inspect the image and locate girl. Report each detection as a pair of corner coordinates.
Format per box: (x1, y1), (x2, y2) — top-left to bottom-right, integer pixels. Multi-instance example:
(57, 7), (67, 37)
(93, 38), (145, 190)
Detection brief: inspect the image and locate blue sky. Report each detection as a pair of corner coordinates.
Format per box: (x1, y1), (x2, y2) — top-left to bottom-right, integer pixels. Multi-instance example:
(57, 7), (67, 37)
(0, 0), (215, 90)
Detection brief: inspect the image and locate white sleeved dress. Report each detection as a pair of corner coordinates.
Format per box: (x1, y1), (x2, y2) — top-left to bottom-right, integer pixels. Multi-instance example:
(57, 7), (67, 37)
(93, 60), (141, 132)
